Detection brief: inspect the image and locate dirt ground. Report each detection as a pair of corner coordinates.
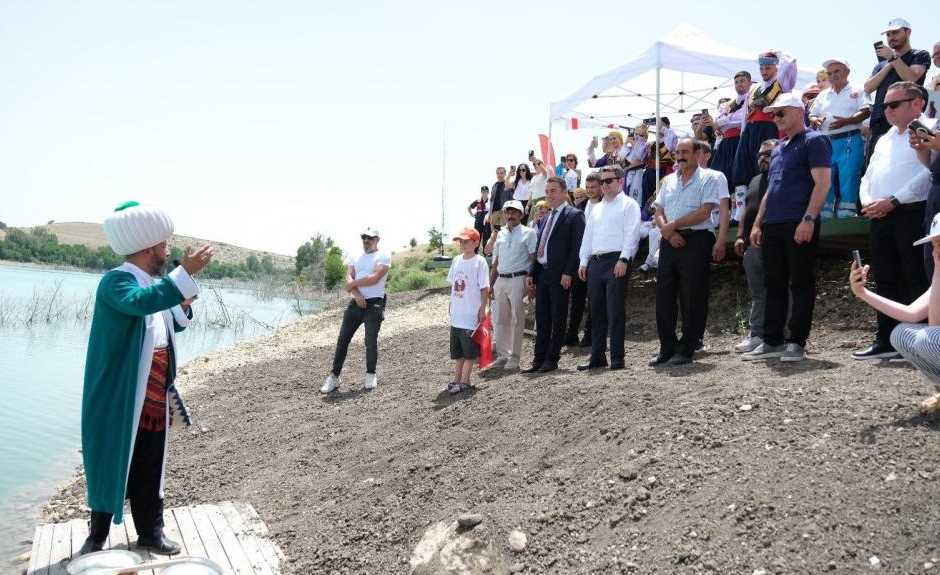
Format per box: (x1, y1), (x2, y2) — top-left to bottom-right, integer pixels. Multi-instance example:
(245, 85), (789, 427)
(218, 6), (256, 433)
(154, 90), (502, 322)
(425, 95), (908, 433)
(43, 260), (939, 574)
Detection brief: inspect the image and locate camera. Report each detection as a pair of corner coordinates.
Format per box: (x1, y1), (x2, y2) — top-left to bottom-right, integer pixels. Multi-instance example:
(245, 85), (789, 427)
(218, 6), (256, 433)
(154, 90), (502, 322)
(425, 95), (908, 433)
(909, 119), (936, 138)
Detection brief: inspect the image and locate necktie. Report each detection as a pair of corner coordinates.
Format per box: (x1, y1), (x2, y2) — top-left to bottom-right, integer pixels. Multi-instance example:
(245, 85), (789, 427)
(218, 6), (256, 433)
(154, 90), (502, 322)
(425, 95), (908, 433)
(537, 209), (558, 259)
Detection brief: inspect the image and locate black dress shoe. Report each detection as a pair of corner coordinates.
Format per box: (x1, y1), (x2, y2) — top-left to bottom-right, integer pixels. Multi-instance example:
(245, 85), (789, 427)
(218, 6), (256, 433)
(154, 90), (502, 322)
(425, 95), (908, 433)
(648, 353), (673, 366)
(852, 343), (901, 360)
(608, 362), (625, 370)
(667, 354), (692, 366)
(78, 537), (105, 555)
(137, 533), (182, 555)
(538, 362), (558, 373)
(577, 362), (607, 371)
(521, 364), (542, 374)
(563, 336), (580, 347)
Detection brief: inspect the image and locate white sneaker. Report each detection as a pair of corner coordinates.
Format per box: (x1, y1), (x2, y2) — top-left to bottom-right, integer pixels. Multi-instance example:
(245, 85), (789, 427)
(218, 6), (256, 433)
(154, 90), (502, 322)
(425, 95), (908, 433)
(364, 373), (378, 390)
(483, 356), (508, 371)
(780, 343), (805, 362)
(504, 358), (520, 371)
(734, 336), (763, 353)
(320, 373), (340, 394)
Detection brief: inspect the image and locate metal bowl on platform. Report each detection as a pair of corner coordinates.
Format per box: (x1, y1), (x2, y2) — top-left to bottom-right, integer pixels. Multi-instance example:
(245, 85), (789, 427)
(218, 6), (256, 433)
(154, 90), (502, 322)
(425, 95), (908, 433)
(160, 557), (225, 574)
(66, 550), (143, 574)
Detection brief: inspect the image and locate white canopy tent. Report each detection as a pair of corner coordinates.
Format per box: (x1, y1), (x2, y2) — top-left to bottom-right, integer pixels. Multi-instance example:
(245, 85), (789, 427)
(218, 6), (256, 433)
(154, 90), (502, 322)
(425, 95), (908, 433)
(549, 24), (818, 183)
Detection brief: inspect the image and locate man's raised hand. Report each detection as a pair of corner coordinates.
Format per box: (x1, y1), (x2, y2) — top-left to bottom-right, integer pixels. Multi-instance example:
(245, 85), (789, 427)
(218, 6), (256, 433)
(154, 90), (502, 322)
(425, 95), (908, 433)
(181, 245), (215, 276)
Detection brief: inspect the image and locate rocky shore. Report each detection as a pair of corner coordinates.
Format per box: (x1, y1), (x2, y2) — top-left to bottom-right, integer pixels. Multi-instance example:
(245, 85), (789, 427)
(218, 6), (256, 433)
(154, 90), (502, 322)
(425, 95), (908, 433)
(33, 262), (940, 574)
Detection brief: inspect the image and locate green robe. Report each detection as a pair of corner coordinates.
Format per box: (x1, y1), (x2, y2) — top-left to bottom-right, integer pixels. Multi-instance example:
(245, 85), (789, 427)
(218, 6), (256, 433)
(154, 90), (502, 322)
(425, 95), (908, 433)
(81, 263), (196, 523)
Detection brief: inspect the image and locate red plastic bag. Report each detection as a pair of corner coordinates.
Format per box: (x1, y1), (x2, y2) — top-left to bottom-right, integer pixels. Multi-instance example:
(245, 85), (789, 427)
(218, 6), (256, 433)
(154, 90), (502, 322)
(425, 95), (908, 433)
(471, 313), (494, 369)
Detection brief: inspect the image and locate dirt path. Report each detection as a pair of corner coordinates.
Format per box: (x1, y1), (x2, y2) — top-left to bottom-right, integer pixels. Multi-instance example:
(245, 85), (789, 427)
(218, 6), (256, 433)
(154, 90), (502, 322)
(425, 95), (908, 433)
(44, 265), (940, 574)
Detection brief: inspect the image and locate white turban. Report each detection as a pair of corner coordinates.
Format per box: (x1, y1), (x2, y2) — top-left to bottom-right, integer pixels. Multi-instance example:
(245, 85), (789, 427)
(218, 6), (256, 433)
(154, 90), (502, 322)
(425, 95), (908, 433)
(103, 201), (175, 256)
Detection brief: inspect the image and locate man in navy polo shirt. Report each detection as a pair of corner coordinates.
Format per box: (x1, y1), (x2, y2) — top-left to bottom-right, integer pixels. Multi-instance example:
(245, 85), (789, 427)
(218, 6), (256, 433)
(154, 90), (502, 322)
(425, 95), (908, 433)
(744, 92), (832, 362)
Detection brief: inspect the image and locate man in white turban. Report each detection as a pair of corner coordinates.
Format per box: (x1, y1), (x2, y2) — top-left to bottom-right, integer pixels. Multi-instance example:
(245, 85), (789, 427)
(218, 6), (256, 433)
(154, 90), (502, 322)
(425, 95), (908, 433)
(78, 201), (214, 555)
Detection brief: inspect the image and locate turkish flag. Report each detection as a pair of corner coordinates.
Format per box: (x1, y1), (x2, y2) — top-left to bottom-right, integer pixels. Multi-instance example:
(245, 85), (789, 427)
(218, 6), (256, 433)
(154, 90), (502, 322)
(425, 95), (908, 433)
(567, 118), (580, 130)
(538, 134), (557, 173)
(471, 314), (494, 369)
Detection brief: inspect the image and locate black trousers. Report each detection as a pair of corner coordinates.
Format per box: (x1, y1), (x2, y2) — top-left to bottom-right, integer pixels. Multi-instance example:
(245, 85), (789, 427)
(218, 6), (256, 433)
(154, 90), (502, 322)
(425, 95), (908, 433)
(89, 427), (167, 543)
(587, 255), (630, 365)
(533, 272), (570, 365)
(655, 230), (715, 357)
(331, 298), (385, 375)
(565, 275), (589, 342)
(762, 221), (819, 347)
(871, 204), (929, 345)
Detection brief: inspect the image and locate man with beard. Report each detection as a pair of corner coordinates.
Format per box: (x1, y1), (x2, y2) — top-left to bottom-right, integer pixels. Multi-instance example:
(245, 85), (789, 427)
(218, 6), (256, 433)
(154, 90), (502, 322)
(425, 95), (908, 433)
(732, 51), (797, 222)
(80, 202), (213, 555)
(733, 139), (779, 353)
(864, 18), (931, 157)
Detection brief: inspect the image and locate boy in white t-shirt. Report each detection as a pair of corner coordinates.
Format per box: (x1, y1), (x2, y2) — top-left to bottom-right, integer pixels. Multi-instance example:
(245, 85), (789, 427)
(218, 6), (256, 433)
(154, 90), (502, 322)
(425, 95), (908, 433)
(446, 228), (490, 395)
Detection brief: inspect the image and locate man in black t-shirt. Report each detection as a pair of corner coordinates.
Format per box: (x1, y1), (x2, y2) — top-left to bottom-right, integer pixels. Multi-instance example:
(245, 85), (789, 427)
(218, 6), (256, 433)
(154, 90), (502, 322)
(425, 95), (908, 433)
(468, 187), (491, 253)
(864, 18), (931, 157)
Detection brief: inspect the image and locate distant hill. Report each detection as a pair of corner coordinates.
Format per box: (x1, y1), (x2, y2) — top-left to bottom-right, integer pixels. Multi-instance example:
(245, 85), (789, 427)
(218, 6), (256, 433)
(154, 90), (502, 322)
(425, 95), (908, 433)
(0, 222), (294, 270)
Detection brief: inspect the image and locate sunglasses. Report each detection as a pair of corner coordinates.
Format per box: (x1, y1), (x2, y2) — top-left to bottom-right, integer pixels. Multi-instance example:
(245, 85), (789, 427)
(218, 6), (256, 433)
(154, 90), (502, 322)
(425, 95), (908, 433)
(884, 98), (914, 110)
(360, 235), (377, 240)
(600, 178), (619, 184)
(772, 111), (787, 118)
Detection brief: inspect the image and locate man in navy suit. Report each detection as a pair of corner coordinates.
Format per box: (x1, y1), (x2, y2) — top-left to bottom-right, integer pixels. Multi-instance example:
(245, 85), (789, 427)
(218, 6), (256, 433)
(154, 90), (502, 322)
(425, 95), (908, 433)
(524, 177), (586, 373)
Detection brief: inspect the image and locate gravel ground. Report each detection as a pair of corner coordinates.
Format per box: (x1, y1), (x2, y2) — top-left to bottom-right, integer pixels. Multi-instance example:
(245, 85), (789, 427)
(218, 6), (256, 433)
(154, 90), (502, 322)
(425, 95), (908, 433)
(40, 262), (940, 574)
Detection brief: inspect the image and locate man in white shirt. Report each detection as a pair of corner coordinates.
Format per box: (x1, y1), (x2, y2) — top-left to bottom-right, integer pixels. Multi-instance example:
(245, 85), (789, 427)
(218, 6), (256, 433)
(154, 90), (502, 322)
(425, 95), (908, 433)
(650, 139), (721, 366)
(321, 227), (391, 393)
(577, 165), (642, 371)
(487, 200), (537, 371)
(809, 58), (871, 218)
(853, 81), (933, 360)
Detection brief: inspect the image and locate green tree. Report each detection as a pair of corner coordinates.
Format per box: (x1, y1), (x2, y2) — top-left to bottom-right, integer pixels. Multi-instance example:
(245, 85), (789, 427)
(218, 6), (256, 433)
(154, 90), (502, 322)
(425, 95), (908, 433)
(261, 255), (275, 274)
(427, 227), (443, 253)
(245, 254), (261, 274)
(295, 234), (334, 275)
(409, 237), (417, 248)
(324, 247), (346, 289)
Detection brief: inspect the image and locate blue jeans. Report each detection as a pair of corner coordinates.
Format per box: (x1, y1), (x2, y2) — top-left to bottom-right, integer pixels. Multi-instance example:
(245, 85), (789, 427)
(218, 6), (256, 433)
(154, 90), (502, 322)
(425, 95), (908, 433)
(824, 132), (864, 218)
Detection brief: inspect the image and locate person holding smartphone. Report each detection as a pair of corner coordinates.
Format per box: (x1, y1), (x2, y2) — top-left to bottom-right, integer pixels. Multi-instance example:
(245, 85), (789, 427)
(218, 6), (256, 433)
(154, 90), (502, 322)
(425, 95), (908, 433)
(863, 18), (931, 159)
(849, 215), (940, 414)
(909, 102), (940, 276)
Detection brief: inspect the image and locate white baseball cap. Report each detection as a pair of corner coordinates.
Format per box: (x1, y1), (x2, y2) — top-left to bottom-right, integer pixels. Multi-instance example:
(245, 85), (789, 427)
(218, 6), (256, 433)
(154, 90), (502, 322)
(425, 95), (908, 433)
(361, 227), (380, 238)
(503, 200), (525, 213)
(913, 213), (940, 246)
(822, 58), (850, 70)
(883, 18), (911, 34)
(763, 91), (805, 114)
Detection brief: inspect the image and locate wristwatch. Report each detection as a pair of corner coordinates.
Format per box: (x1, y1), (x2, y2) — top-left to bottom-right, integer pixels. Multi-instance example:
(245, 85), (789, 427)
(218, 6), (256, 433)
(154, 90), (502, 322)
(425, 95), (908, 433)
(802, 214), (815, 223)
(618, 257), (629, 263)
(888, 196), (900, 208)
(888, 55), (898, 63)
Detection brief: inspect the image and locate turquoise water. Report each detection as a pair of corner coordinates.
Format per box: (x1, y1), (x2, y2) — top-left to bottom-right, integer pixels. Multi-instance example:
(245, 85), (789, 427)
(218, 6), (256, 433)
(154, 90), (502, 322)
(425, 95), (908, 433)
(0, 263), (315, 562)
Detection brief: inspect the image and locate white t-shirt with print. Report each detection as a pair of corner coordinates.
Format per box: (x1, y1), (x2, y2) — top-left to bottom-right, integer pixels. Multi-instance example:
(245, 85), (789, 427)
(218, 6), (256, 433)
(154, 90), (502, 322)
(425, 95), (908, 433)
(347, 251), (391, 299)
(447, 254), (490, 330)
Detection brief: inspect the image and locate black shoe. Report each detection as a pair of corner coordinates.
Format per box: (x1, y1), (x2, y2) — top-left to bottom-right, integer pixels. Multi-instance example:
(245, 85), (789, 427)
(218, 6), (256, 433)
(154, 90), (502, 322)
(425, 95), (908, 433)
(609, 362), (625, 370)
(852, 343), (901, 361)
(577, 362), (607, 371)
(521, 364), (542, 374)
(538, 362), (559, 373)
(78, 537), (105, 555)
(648, 353), (673, 366)
(563, 336), (580, 347)
(667, 354), (692, 366)
(137, 533), (182, 555)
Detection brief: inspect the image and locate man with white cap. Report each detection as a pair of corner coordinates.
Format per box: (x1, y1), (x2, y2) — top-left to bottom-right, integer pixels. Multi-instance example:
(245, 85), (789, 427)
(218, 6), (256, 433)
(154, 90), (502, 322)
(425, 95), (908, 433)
(80, 201), (214, 555)
(864, 18), (931, 156)
(486, 200), (537, 371)
(744, 93), (832, 362)
(809, 58), (871, 218)
(321, 227), (391, 393)
(853, 81), (933, 360)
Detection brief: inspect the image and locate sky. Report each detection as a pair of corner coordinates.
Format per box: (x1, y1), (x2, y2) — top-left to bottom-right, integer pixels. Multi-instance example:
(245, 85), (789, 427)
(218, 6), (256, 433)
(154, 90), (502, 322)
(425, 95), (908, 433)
(1, 0), (938, 257)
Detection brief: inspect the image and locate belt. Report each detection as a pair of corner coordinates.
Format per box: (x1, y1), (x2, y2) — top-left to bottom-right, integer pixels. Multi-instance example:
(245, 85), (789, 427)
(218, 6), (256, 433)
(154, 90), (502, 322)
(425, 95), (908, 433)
(590, 252), (620, 261)
(828, 129), (860, 141)
(497, 270), (528, 278)
(891, 200), (926, 213)
(678, 229), (712, 236)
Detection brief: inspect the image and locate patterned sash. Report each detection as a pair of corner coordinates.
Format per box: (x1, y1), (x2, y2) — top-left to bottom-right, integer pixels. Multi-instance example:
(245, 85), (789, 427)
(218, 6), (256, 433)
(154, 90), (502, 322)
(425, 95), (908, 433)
(139, 348), (192, 431)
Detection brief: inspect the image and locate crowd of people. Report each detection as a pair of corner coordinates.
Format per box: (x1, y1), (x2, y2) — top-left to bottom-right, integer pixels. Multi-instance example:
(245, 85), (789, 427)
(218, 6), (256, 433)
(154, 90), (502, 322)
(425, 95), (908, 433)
(317, 19), (940, 415)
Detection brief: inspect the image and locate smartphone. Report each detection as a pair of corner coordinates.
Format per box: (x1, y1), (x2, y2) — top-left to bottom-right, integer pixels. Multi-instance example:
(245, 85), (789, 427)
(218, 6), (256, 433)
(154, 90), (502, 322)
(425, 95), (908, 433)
(528, 150), (535, 159)
(701, 108), (708, 115)
(643, 117), (657, 126)
(909, 119), (936, 138)
(852, 250), (863, 268)
(874, 41), (886, 62)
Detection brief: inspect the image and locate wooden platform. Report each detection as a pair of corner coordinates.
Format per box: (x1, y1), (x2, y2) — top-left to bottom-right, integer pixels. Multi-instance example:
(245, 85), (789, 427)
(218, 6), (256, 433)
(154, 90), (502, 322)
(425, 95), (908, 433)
(26, 501), (285, 574)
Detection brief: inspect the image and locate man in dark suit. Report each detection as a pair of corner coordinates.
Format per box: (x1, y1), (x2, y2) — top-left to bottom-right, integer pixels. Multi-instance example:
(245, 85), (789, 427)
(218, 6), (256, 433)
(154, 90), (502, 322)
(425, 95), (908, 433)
(524, 177), (586, 373)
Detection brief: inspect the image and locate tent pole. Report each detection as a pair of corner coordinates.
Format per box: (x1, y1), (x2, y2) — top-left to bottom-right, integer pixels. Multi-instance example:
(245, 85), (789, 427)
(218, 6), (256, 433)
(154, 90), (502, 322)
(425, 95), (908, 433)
(655, 64), (661, 194)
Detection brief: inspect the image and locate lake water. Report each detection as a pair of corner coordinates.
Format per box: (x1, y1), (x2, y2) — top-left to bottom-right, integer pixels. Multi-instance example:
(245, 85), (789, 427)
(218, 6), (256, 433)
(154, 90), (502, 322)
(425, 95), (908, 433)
(0, 263), (317, 563)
